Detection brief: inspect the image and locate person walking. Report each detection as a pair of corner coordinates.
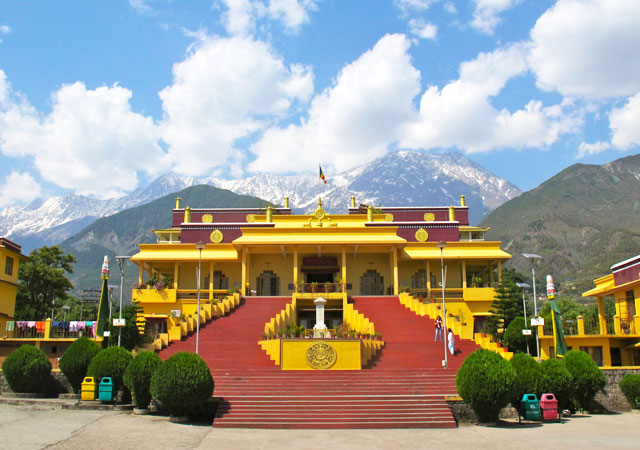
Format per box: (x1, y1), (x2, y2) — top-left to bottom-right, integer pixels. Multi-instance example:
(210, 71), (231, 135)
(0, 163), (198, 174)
(447, 328), (455, 355)
(434, 315), (443, 342)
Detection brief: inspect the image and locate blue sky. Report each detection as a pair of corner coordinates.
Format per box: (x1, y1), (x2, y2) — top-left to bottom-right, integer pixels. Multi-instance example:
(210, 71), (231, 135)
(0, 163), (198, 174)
(1, 0), (639, 206)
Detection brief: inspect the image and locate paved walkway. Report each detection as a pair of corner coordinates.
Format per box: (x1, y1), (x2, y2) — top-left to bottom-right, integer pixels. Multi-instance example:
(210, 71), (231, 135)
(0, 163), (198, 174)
(0, 403), (638, 450)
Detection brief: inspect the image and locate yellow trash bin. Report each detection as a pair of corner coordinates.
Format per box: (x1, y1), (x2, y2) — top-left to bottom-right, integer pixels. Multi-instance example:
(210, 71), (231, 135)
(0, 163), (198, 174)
(81, 377), (97, 401)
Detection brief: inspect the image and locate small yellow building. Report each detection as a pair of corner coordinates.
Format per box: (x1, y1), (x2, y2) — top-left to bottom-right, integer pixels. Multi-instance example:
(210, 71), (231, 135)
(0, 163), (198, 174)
(573, 255), (640, 367)
(0, 237), (28, 320)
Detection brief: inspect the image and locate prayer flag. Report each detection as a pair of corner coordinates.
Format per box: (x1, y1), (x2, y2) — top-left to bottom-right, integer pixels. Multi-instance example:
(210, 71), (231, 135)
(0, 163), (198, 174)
(319, 165), (327, 184)
(96, 256), (110, 338)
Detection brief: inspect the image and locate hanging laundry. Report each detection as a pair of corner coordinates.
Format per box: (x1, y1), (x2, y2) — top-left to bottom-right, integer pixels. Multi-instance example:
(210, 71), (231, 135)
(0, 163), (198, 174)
(78, 321), (86, 329)
(16, 321), (27, 329)
(36, 321), (46, 333)
(27, 321), (36, 328)
(69, 321), (79, 332)
(5, 321), (15, 331)
(60, 321), (69, 329)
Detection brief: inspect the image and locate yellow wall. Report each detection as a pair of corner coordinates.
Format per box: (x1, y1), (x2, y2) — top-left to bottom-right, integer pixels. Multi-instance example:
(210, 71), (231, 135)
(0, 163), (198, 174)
(346, 253), (391, 294)
(281, 339), (361, 370)
(398, 260), (424, 290)
(0, 247), (21, 319)
(250, 253), (294, 294)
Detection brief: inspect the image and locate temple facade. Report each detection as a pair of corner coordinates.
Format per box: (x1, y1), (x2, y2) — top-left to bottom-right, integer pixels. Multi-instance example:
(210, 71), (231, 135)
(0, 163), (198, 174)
(131, 195), (512, 364)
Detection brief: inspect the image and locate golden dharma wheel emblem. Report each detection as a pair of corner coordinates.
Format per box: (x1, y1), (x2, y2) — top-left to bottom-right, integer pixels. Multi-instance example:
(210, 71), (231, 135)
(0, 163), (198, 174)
(415, 228), (429, 242)
(202, 214), (213, 223)
(246, 214), (256, 223)
(384, 213), (394, 222)
(305, 342), (337, 370)
(210, 229), (224, 244)
(424, 213), (435, 222)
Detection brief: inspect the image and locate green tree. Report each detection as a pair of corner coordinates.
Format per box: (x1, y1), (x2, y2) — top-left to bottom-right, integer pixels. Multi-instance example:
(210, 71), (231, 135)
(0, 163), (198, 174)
(108, 304), (146, 350)
(538, 296), (587, 323)
(503, 316), (535, 354)
(485, 269), (526, 341)
(15, 246), (77, 320)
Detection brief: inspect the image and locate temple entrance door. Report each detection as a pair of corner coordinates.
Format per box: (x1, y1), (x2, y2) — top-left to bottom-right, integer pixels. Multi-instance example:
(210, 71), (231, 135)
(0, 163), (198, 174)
(257, 271), (280, 296)
(306, 272), (334, 283)
(360, 270), (384, 295)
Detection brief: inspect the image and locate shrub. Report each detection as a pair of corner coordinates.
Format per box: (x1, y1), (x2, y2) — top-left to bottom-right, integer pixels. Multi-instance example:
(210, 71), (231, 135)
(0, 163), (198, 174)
(619, 373), (640, 409)
(59, 337), (102, 392)
(150, 352), (214, 417)
(537, 358), (573, 411)
(1, 345), (52, 393)
(456, 349), (516, 423)
(503, 317), (534, 354)
(87, 346), (132, 389)
(509, 353), (540, 410)
(562, 350), (606, 411)
(123, 351), (162, 409)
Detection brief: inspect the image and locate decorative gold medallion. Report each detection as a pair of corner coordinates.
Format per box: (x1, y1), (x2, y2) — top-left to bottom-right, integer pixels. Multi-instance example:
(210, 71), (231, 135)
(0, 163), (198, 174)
(314, 207), (326, 221)
(210, 229), (223, 244)
(415, 228), (429, 242)
(424, 213), (435, 222)
(202, 214), (213, 223)
(246, 214), (256, 223)
(305, 342), (337, 369)
(384, 213), (394, 222)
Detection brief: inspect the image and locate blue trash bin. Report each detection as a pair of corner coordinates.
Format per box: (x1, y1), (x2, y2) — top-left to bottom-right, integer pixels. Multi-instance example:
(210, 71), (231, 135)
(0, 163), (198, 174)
(520, 393), (540, 420)
(98, 377), (114, 402)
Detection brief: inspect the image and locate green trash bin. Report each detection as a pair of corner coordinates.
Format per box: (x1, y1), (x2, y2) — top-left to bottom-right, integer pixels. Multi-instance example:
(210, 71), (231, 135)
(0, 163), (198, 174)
(521, 393), (540, 420)
(98, 377), (115, 403)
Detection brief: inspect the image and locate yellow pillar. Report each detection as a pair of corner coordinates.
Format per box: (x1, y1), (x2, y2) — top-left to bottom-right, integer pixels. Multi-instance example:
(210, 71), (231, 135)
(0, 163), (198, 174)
(367, 205), (374, 222)
(293, 247), (299, 287)
(173, 262), (179, 289)
(577, 315), (585, 336)
(241, 248), (247, 296)
(209, 261), (214, 299)
(44, 318), (51, 339)
(634, 290), (640, 335)
(392, 246), (399, 296)
(341, 246), (347, 288)
(175, 197), (181, 209)
(184, 206), (191, 223)
(138, 263), (144, 284)
(350, 196), (356, 208)
(462, 260), (467, 289)
(460, 195), (466, 207)
(497, 260), (502, 282)
(614, 315), (622, 335)
(489, 263), (494, 285)
(426, 260), (431, 291)
(448, 205), (455, 221)
(284, 197), (290, 209)
(602, 339), (612, 366)
(597, 296), (607, 335)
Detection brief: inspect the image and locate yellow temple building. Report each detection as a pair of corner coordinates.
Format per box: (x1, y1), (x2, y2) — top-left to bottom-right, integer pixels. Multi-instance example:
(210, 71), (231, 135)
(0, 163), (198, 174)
(0, 238), (27, 320)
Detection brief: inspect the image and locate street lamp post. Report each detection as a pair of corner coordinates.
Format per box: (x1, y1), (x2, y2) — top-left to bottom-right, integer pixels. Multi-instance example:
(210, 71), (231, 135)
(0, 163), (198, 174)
(115, 256), (131, 347)
(523, 253), (542, 360)
(195, 242), (206, 355)
(516, 282), (530, 355)
(437, 241), (448, 369)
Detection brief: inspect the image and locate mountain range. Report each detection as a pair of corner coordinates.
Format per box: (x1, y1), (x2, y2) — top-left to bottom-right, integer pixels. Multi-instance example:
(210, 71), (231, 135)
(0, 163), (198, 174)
(481, 153), (640, 296)
(1, 151), (522, 252)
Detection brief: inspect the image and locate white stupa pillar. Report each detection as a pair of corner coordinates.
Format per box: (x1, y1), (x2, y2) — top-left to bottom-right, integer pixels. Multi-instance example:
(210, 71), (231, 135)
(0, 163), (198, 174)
(313, 297), (328, 338)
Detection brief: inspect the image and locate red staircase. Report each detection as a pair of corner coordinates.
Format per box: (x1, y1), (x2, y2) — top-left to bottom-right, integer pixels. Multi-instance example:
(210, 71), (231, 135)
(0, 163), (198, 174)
(158, 295), (480, 428)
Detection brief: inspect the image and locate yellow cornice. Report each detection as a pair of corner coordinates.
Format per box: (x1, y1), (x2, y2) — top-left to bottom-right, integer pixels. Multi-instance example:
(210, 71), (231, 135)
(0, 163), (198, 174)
(402, 241), (512, 260)
(132, 243), (238, 262)
(233, 226), (406, 245)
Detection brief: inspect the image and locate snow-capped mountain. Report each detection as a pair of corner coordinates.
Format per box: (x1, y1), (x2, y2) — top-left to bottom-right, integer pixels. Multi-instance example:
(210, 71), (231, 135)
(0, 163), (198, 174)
(1, 151), (522, 251)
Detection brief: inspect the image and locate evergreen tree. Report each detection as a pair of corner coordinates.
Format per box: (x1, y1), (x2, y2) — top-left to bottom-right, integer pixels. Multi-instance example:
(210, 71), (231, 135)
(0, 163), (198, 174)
(15, 246), (77, 320)
(485, 269), (526, 342)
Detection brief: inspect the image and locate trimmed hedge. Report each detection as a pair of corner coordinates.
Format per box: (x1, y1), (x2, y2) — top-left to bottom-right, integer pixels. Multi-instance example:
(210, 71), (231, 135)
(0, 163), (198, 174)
(562, 350), (606, 411)
(456, 349), (516, 423)
(123, 351), (162, 409)
(87, 346), (132, 389)
(509, 353), (540, 410)
(619, 373), (640, 409)
(1, 345), (52, 393)
(538, 358), (573, 411)
(59, 337), (102, 392)
(150, 352), (214, 417)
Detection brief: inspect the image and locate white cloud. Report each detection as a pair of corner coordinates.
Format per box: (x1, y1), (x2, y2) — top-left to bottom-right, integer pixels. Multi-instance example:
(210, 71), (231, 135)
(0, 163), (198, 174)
(159, 36), (313, 177)
(610, 93), (640, 149)
(394, 0), (437, 14)
(129, 0), (154, 14)
(0, 171), (42, 208)
(443, 1), (456, 14)
(219, 0), (318, 36)
(408, 18), (437, 40)
(249, 33), (421, 174)
(471, 0), (523, 34)
(0, 71), (166, 198)
(0, 25), (11, 34)
(401, 43), (580, 152)
(529, 0), (640, 99)
(577, 141), (611, 158)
